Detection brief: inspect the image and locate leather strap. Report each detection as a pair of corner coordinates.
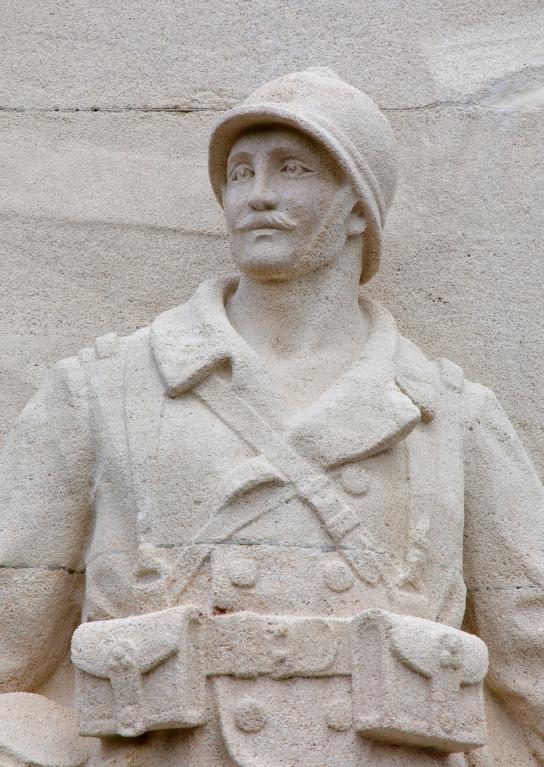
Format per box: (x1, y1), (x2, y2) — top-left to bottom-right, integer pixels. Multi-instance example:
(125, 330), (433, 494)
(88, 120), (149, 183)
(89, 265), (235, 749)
(192, 374), (380, 585)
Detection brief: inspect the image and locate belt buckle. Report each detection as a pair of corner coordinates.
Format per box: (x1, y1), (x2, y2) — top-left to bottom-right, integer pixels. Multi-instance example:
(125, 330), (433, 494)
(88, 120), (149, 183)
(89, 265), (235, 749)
(264, 617), (337, 679)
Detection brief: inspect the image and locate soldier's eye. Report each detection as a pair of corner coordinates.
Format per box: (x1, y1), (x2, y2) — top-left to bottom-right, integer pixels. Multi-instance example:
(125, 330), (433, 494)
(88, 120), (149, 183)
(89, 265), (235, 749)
(229, 165), (254, 183)
(281, 159), (313, 177)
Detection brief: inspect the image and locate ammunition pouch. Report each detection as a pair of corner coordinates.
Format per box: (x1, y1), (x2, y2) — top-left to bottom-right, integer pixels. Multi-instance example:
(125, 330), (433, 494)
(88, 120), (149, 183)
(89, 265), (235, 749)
(71, 606), (205, 737)
(71, 606), (487, 752)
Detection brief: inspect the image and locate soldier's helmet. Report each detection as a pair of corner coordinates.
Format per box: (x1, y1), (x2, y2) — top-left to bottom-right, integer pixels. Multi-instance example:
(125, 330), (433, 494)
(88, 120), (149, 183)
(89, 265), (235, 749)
(208, 67), (398, 284)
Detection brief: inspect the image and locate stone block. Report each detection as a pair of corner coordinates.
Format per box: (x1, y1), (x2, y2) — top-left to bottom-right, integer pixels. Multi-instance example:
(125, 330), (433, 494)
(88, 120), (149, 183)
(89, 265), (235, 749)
(1, 1), (543, 110)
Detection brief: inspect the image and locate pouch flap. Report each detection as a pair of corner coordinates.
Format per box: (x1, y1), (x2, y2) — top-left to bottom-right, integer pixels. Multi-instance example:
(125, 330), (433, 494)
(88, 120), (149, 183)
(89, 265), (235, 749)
(71, 606), (200, 678)
(388, 613), (488, 684)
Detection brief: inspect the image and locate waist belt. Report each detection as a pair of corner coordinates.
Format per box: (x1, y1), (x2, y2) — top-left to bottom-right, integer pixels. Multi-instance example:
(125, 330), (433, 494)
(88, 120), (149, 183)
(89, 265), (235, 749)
(205, 612), (350, 678)
(72, 606), (488, 753)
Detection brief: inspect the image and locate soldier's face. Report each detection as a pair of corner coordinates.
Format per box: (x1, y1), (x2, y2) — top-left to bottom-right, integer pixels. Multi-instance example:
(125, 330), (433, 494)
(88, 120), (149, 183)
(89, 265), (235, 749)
(223, 126), (349, 281)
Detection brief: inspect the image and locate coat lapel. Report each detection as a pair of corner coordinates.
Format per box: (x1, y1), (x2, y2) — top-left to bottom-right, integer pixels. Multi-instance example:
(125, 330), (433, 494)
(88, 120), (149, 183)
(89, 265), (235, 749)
(150, 278), (236, 398)
(150, 277), (435, 470)
(286, 298), (423, 468)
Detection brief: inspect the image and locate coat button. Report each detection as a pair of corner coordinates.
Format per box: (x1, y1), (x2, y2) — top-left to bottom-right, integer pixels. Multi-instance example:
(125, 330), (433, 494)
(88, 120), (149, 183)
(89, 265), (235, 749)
(325, 699), (352, 731)
(228, 557), (258, 588)
(324, 560), (354, 592)
(234, 699), (267, 732)
(340, 464), (370, 495)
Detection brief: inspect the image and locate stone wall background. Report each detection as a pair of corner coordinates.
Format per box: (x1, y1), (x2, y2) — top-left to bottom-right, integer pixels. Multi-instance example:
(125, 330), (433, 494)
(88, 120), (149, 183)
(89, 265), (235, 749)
(1, 0), (543, 474)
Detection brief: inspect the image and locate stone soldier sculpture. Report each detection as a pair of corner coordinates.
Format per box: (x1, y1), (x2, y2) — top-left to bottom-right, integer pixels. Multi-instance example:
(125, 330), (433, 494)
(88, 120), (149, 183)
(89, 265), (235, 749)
(0, 68), (543, 767)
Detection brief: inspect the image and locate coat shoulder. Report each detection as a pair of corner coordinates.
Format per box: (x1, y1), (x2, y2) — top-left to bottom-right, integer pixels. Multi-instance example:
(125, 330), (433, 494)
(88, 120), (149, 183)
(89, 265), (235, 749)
(42, 288), (203, 404)
(49, 324), (153, 403)
(79, 324), (151, 365)
(395, 335), (463, 391)
(461, 379), (502, 427)
(395, 335), (466, 422)
(396, 335), (500, 412)
(73, 324), (152, 370)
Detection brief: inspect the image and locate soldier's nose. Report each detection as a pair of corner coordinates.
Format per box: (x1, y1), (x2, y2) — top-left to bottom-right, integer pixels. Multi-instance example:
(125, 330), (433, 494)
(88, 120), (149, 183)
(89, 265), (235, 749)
(248, 188), (280, 211)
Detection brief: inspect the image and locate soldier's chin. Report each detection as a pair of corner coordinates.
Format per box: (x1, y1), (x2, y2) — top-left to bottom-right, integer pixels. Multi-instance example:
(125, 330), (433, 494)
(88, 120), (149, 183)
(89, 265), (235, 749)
(232, 245), (303, 282)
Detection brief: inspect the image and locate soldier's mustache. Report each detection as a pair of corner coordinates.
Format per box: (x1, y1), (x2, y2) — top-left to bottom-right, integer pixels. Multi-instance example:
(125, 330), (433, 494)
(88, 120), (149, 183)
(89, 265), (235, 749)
(236, 212), (297, 232)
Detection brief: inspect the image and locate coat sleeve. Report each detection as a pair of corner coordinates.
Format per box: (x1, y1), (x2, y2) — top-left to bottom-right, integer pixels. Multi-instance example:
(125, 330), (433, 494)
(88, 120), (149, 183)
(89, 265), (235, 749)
(463, 382), (544, 761)
(0, 355), (94, 692)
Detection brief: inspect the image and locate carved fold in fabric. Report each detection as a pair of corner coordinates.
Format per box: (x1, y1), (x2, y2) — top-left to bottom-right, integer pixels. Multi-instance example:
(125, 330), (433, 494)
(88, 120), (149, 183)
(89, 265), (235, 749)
(192, 373), (378, 585)
(144, 281), (444, 601)
(149, 277), (423, 468)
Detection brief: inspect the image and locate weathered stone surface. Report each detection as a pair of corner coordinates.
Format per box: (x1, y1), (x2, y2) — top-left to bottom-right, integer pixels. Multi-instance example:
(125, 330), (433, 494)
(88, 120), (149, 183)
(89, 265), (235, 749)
(0, 110), (229, 431)
(0, 5), (543, 764)
(1, 1), (543, 110)
(1, 104), (542, 476)
(376, 104), (544, 475)
(0, 692), (94, 766)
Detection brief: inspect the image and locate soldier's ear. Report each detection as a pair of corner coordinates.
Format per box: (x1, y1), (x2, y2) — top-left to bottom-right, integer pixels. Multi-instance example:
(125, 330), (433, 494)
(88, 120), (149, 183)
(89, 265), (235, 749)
(346, 200), (367, 238)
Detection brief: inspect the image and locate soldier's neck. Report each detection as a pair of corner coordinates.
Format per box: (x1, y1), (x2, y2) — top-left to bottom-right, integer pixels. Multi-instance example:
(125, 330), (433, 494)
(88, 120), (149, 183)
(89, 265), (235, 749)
(226, 251), (369, 367)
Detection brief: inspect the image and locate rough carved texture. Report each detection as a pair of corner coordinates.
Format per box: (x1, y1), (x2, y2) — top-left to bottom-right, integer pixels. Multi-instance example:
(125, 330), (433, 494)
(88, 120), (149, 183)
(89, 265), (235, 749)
(1, 108), (542, 477)
(0, 18), (543, 767)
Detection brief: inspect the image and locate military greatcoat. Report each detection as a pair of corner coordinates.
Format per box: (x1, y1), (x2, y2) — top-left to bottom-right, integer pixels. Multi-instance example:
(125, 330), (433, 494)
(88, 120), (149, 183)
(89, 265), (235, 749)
(1, 276), (544, 767)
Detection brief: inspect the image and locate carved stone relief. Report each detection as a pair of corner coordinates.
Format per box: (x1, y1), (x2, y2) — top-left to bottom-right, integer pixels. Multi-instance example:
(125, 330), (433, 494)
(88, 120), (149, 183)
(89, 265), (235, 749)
(1, 68), (543, 767)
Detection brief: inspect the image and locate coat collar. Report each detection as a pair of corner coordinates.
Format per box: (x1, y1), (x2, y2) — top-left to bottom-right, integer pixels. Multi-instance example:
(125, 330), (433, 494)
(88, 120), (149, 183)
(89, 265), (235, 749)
(151, 277), (436, 467)
(151, 277), (237, 397)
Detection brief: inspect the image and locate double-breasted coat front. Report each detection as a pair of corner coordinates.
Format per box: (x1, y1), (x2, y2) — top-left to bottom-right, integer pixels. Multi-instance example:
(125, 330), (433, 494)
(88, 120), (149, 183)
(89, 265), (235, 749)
(1, 277), (543, 767)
